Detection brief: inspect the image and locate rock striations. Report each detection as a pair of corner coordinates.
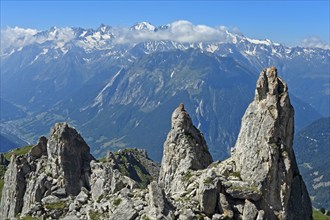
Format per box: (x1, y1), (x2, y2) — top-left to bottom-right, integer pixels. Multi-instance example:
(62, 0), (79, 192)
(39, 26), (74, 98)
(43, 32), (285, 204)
(0, 67), (312, 219)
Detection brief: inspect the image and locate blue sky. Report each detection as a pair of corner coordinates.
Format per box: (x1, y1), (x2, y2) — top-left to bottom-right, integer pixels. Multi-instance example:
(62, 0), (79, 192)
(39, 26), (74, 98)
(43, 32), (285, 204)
(1, 1), (329, 47)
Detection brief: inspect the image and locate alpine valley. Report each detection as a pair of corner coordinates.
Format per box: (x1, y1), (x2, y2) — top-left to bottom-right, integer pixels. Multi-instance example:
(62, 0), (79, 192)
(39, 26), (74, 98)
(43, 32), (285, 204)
(0, 22), (329, 212)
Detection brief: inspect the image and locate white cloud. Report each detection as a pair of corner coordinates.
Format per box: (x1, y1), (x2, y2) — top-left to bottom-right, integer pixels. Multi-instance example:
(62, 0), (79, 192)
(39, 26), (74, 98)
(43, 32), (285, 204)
(231, 27), (242, 35)
(114, 20), (230, 44)
(301, 36), (330, 50)
(47, 27), (75, 43)
(1, 26), (75, 53)
(1, 27), (38, 52)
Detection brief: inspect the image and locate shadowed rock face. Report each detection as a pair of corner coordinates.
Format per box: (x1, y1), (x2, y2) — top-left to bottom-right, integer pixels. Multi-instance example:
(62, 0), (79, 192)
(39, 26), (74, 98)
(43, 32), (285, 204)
(158, 103), (213, 195)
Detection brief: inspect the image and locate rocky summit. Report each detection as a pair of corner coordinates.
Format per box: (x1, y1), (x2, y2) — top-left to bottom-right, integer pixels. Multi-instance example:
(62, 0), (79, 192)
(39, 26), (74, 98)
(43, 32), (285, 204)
(0, 67), (312, 219)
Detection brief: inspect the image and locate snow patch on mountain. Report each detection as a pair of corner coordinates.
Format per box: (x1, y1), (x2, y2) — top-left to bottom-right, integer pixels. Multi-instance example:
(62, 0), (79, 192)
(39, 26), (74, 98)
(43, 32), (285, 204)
(131, 22), (156, 31)
(92, 68), (123, 107)
(30, 48), (49, 65)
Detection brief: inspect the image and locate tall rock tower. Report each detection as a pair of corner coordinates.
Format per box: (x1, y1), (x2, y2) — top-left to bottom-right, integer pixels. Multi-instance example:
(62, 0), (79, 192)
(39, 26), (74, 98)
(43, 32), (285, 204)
(233, 67), (312, 219)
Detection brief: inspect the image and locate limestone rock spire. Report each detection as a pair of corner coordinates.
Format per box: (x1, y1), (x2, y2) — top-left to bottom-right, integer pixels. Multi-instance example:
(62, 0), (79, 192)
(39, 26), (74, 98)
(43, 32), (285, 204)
(158, 103), (213, 195)
(232, 67), (312, 219)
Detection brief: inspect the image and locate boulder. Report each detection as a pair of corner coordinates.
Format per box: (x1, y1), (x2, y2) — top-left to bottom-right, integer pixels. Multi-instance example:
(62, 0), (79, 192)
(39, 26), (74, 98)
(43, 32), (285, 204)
(198, 177), (219, 216)
(242, 200), (258, 220)
(109, 197), (138, 220)
(224, 181), (262, 201)
(29, 136), (48, 160)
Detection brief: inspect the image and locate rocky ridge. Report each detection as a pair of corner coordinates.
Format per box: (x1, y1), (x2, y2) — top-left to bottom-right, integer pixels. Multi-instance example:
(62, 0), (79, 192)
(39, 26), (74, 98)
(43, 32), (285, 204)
(0, 67), (312, 219)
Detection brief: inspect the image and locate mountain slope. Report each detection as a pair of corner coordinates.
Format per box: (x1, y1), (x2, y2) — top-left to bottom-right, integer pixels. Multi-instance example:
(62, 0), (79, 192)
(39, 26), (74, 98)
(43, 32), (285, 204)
(0, 98), (26, 121)
(294, 117), (330, 209)
(0, 133), (28, 153)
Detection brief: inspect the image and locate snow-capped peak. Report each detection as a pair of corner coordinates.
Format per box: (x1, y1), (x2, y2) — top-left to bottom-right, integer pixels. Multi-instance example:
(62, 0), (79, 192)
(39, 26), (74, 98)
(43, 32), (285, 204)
(130, 22), (156, 31)
(244, 37), (273, 46)
(97, 24), (112, 33)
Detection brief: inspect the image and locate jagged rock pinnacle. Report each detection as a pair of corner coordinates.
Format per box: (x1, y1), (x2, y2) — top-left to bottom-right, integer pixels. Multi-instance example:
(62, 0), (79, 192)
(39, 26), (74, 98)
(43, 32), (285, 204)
(232, 67), (312, 219)
(159, 103), (213, 195)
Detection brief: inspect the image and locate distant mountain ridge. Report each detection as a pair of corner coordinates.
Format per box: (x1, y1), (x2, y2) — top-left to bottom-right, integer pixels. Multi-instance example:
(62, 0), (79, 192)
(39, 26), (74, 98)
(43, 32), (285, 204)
(0, 21), (328, 161)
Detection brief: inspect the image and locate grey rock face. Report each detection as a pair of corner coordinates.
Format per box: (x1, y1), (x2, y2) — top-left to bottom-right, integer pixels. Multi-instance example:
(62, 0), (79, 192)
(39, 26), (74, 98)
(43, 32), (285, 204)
(109, 196), (138, 220)
(147, 181), (166, 218)
(158, 103), (213, 195)
(0, 155), (30, 219)
(47, 122), (95, 196)
(146, 181), (174, 219)
(232, 67), (312, 219)
(287, 174), (313, 220)
(242, 200), (258, 220)
(21, 173), (51, 215)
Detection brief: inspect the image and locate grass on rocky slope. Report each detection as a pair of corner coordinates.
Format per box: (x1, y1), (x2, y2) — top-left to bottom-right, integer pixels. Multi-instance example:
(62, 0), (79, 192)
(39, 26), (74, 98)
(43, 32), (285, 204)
(0, 178), (4, 200)
(45, 201), (66, 210)
(313, 209), (330, 220)
(20, 216), (43, 220)
(4, 145), (33, 160)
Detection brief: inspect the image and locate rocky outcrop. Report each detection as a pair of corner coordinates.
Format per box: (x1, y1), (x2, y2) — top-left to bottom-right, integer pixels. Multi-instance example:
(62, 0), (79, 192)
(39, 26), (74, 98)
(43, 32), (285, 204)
(90, 148), (159, 202)
(0, 67), (312, 220)
(0, 123), (95, 219)
(0, 155), (30, 218)
(47, 122), (95, 196)
(158, 103), (213, 195)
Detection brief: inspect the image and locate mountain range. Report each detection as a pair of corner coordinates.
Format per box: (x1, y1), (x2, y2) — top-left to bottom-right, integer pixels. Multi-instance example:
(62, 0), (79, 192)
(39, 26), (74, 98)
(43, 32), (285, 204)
(0, 21), (329, 162)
